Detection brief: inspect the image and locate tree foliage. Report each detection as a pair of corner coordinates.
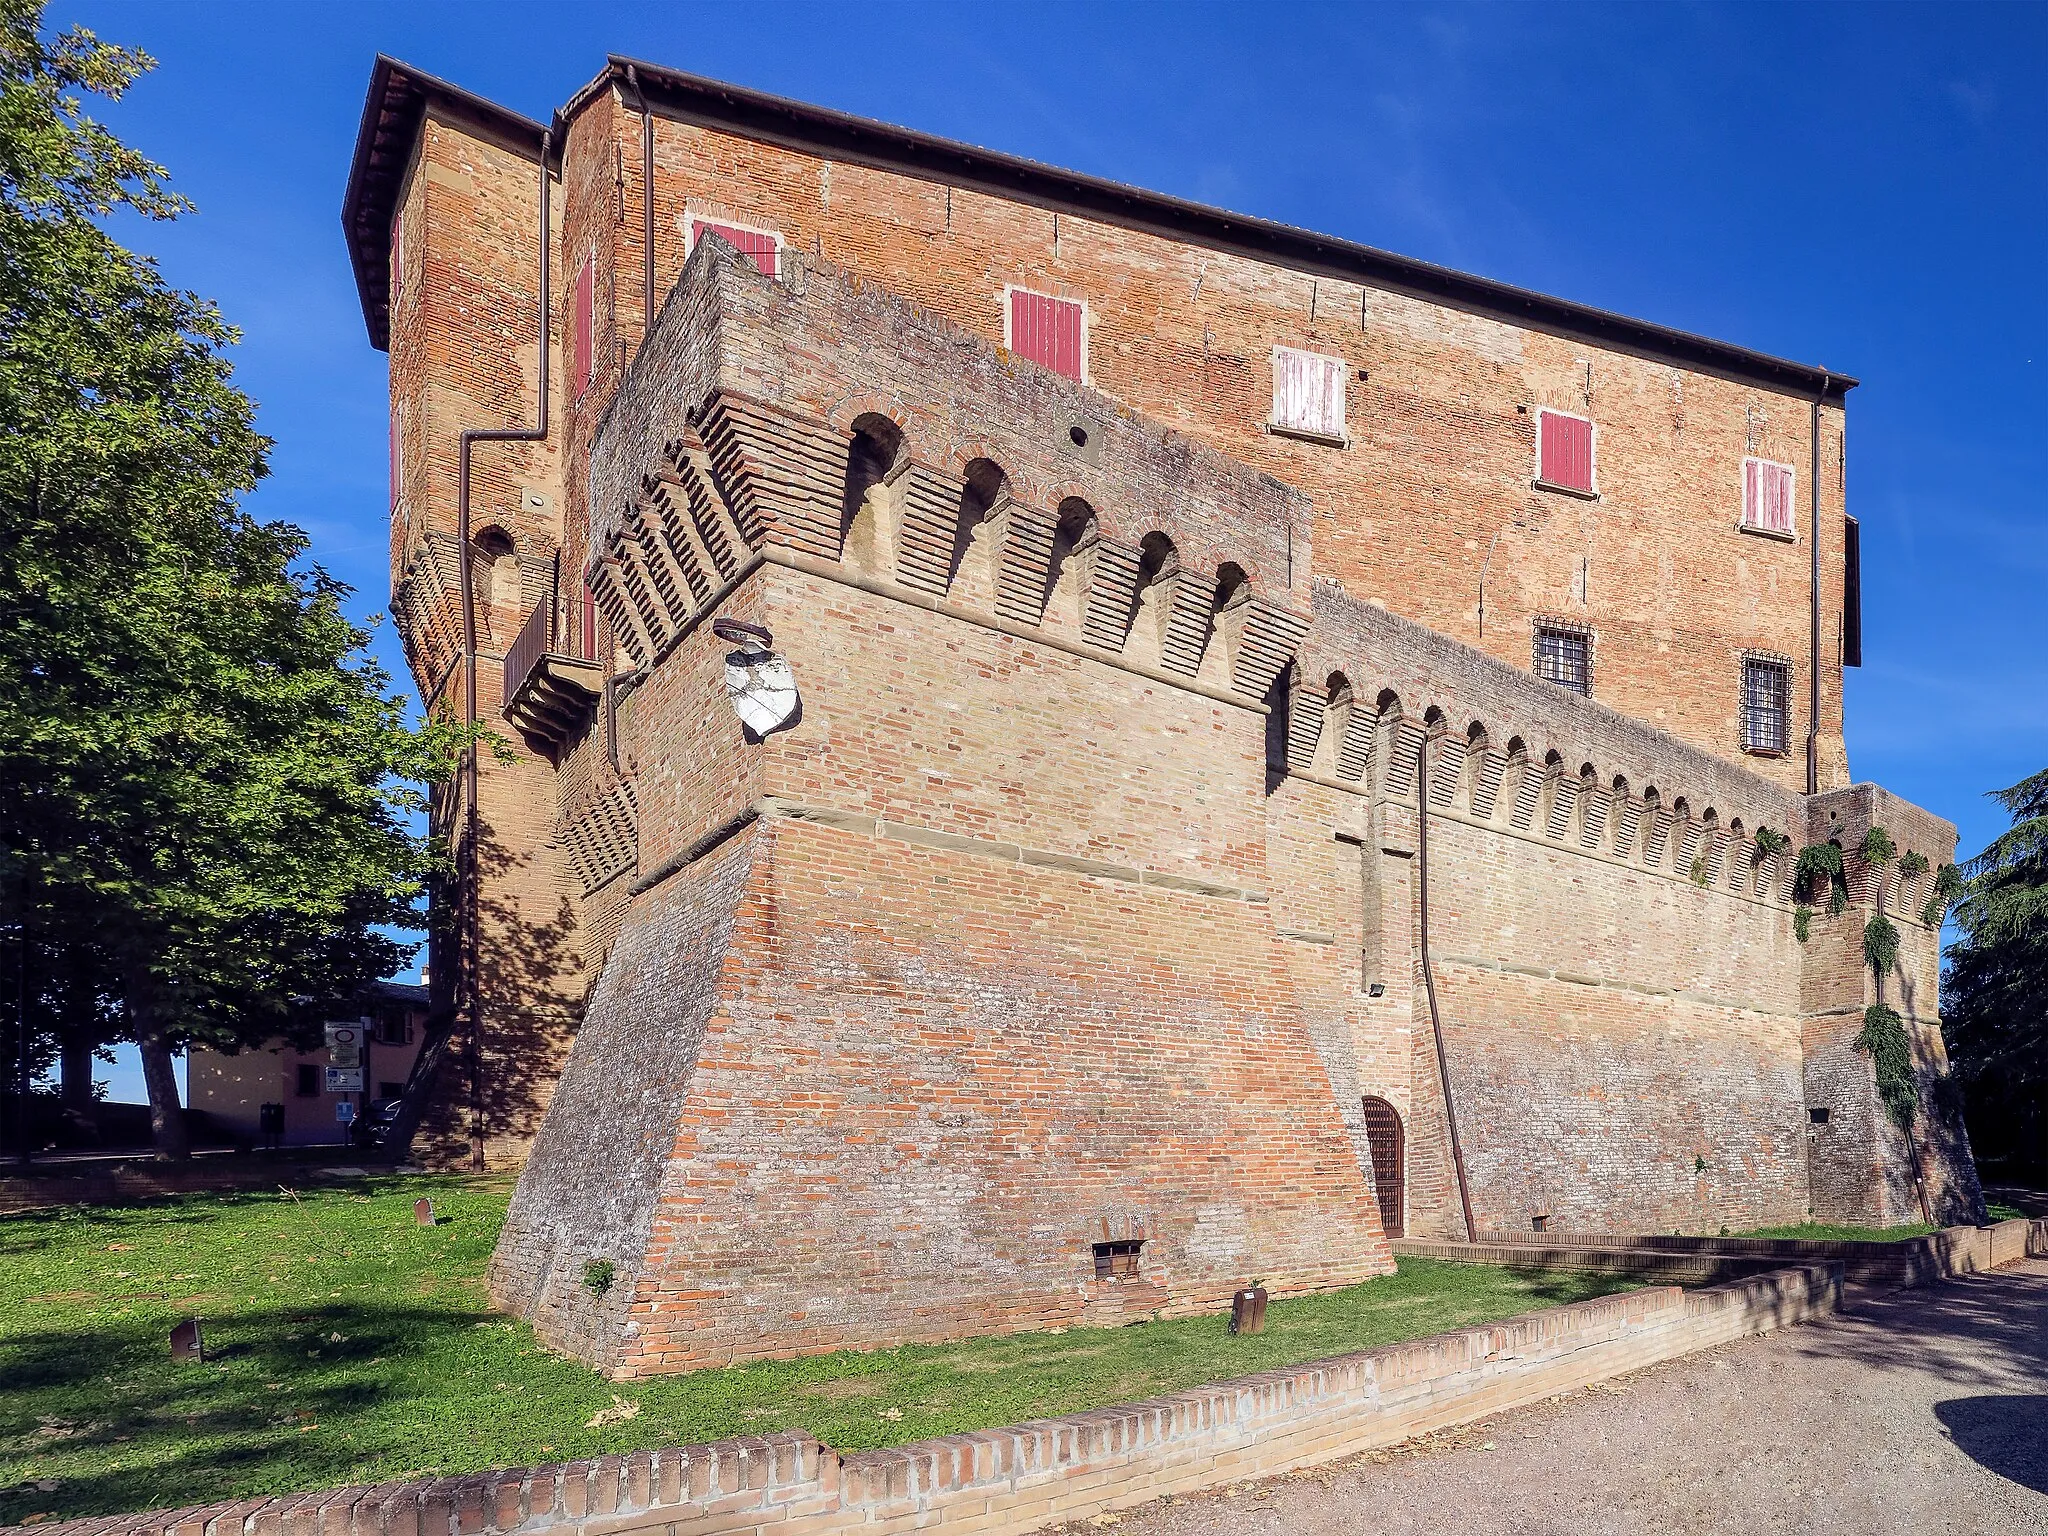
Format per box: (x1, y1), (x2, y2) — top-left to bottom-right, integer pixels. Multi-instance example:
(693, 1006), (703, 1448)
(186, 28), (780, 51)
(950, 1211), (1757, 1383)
(1942, 766), (2048, 1179)
(1, 3), (455, 1157)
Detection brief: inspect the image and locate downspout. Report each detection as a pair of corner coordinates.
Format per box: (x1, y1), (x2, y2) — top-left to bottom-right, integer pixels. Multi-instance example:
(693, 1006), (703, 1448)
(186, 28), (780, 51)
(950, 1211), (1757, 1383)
(1806, 375), (1830, 796)
(626, 65), (655, 340)
(454, 131), (553, 1172)
(1415, 728), (1477, 1241)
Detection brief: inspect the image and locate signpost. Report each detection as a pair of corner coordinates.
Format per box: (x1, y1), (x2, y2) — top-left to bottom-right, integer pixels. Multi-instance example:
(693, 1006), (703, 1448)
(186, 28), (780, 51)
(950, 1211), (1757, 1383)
(324, 1019), (371, 1144)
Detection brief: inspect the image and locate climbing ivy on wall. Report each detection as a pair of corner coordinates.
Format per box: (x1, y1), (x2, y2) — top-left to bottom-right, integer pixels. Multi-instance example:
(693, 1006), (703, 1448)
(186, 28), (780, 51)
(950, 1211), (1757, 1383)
(1863, 911), (1901, 978)
(1921, 862), (1962, 929)
(1851, 824), (1917, 1129)
(1857, 1003), (1918, 1129)
(1794, 841), (1848, 929)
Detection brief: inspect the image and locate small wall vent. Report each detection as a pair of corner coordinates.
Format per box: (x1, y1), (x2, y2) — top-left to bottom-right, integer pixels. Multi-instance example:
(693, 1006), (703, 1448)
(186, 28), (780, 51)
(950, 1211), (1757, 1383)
(1092, 1239), (1143, 1279)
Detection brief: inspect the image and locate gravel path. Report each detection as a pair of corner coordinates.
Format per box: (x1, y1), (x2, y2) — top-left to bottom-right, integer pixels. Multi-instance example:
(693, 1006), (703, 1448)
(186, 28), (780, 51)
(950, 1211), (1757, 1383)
(1061, 1259), (2048, 1536)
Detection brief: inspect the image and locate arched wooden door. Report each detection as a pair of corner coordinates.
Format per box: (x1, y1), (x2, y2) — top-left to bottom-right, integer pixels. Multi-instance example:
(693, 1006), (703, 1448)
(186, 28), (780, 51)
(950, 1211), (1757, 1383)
(1361, 1096), (1405, 1238)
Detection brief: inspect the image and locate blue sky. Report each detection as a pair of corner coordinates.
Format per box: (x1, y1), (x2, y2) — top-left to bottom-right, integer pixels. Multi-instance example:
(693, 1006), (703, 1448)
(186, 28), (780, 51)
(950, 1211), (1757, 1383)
(68, 1), (2045, 1099)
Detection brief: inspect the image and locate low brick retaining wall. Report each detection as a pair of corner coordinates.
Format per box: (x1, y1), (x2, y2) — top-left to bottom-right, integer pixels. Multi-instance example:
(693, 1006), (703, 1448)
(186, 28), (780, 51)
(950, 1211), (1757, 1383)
(0, 1158), (397, 1215)
(1407, 1216), (2048, 1291)
(5, 1262), (1845, 1536)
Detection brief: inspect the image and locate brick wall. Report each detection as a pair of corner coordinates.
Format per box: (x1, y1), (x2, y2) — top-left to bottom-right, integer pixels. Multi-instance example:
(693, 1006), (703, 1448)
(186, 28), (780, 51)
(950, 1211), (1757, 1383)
(566, 97), (1853, 794)
(361, 63), (1982, 1340)
(475, 241), (1973, 1373)
(385, 83), (1875, 1176)
(386, 111), (581, 1167)
(493, 562), (1393, 1376)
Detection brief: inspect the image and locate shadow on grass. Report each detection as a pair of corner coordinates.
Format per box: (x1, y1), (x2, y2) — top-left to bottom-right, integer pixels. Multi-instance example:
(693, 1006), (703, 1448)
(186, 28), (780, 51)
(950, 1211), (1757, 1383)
(0, 1301), (493, 1523)
(0, 1258), (1640, 1522)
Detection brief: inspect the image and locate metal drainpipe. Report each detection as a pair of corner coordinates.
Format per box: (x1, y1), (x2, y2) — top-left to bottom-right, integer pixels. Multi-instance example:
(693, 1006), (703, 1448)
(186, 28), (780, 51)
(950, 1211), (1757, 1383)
(454, 131), (553, 1172)
(1415, 728), (1477, 1241)
(1806, 375), (1830, 796)
(626, 66), (655, 340)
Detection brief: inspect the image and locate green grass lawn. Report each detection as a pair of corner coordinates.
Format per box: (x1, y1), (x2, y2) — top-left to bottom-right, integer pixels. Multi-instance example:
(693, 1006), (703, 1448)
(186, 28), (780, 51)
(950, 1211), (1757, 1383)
(1732, 1203), (2031, 1243)
(0, 1176), (1639, 1522)
(1732, 1221), (1935, 1241)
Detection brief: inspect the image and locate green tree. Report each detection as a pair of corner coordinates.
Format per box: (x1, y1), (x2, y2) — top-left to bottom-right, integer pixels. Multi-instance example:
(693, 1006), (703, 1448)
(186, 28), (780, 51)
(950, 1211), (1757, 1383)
(1, 4), (456, 1157)
(1942, 766), (2048, 1182)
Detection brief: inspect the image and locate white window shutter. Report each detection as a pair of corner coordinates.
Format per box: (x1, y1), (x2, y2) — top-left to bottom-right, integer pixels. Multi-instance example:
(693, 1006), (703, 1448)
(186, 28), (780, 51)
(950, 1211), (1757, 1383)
(1272, 346), (1345, 440)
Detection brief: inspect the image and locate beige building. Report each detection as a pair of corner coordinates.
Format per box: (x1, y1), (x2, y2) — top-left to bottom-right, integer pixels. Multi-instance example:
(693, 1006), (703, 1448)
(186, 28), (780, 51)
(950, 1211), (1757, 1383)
(187, 981), (429, 1148)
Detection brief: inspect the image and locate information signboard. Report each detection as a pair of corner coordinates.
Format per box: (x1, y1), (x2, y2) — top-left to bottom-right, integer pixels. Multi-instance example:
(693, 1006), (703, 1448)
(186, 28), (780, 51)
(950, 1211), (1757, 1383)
(325, 1021), (365, 1069)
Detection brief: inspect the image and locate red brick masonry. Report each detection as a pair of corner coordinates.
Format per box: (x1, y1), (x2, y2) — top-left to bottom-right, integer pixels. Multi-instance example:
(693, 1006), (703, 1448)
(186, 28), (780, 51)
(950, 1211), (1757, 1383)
(19, 1220), (2041, 1536)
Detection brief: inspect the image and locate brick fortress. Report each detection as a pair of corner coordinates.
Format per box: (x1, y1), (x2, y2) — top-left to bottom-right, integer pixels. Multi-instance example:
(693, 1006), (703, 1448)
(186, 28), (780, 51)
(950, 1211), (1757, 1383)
(341, 55), (1982, 1376)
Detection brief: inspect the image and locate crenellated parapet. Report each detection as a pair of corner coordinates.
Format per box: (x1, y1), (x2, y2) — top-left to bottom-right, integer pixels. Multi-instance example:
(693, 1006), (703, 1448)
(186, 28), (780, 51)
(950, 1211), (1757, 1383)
(1293, 578), (1812, 905)
(581, 236), (1314, 708)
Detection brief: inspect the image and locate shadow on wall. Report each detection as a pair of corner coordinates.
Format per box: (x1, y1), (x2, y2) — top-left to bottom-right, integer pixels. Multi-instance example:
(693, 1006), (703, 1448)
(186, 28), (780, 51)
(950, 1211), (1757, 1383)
(411, 810), (585, 1168)
(1933, 1396), (2048, 1495)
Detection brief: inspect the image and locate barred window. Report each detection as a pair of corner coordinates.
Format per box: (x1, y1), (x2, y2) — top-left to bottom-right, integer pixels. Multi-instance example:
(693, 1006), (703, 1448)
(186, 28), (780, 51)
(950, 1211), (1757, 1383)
(1534, 624), (1592, 696)
(1742, 656), (1790, 753)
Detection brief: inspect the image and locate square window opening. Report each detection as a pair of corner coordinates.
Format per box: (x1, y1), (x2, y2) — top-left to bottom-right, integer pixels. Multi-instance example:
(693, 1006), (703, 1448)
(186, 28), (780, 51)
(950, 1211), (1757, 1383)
(1534, 625), (1592, 696)
(1742, 657), (1791, 754)
(1092, 1238), (1143, 1280)
(294, 1063), (320, 1098)
(1808, 1106), (1831, 1125)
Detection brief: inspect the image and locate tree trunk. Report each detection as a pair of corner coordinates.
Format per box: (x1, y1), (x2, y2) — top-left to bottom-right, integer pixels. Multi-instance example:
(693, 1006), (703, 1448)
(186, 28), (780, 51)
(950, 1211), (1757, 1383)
(59, 1033), (94, 1111)
(128, 977), (190, 1165)
(136, 1026), (188, 1161)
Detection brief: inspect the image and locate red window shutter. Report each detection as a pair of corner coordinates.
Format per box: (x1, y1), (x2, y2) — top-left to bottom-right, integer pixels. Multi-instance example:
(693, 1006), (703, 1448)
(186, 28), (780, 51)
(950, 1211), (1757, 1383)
(691, 219), (779, 278)
(1540, 411), (1594, 493)
(1009, 289), (1084, 381)
(1766, 462), (1792, 532)
(573, 258), (594, 400)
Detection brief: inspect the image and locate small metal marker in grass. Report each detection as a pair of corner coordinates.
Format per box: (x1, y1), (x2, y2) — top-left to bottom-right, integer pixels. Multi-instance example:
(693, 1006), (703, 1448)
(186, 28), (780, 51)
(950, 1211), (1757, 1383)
(170, 1317), (205, 1362)
(1229, 1284), (1268, 1336)
(414, 1197), (435, 1227)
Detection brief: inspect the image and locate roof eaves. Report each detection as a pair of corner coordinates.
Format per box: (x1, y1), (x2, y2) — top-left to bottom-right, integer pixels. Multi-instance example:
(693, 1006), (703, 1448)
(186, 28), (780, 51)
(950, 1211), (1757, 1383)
(339, 55), (551, 351)
(611, 54), (1856, 401)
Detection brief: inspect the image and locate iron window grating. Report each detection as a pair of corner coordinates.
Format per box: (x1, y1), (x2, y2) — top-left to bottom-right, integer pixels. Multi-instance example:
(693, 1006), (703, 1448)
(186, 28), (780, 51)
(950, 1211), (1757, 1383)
(1741, 652), (1792, 753)
(1533, 620), (1593, 697)
(1092, 1239), (1143, 1279)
